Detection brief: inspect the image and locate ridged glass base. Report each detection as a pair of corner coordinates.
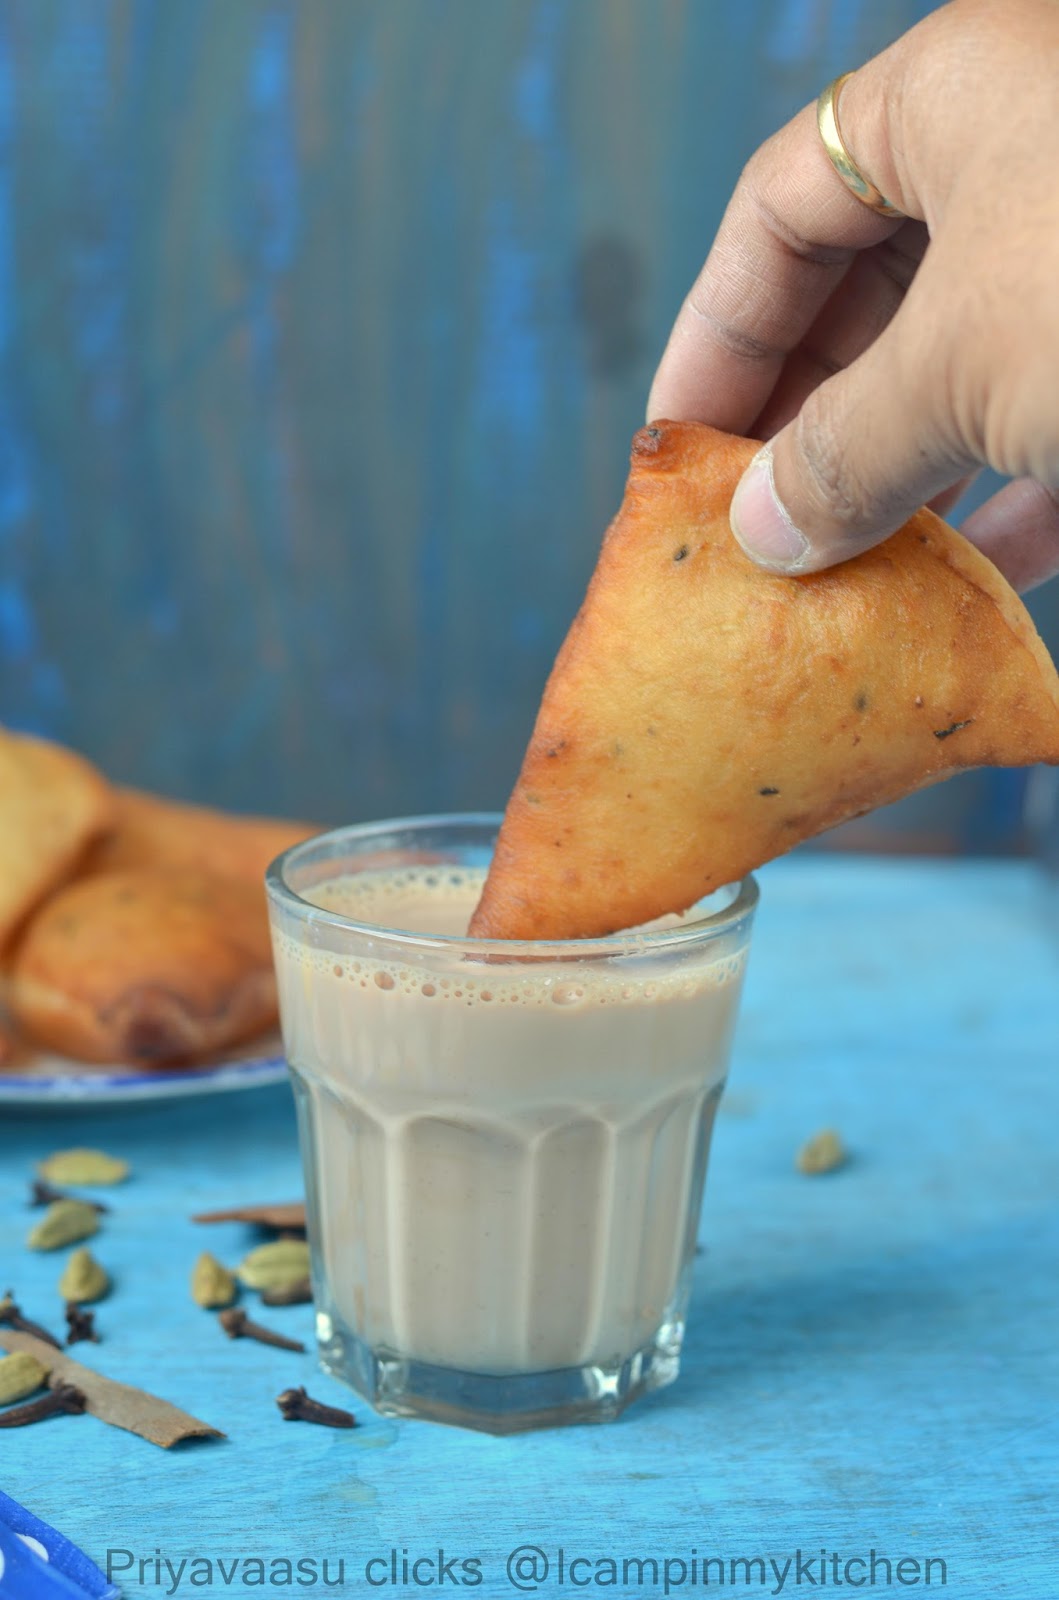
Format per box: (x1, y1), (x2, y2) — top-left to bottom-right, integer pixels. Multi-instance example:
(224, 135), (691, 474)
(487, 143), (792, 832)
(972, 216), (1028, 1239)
(314, 1303), (686, 1435)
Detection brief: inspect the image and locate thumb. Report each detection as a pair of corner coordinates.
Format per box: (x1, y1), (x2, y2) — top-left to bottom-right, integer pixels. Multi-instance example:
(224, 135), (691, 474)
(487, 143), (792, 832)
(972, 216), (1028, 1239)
(729, 299), (974, 574)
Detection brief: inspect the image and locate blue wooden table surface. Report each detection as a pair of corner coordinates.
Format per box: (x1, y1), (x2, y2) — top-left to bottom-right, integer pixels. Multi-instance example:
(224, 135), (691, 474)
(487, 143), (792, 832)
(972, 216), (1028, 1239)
(2, 857), (1057, 1600)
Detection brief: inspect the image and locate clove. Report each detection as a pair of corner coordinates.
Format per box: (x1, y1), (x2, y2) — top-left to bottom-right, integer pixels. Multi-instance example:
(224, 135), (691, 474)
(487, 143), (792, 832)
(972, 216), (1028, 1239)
(0, 1292), (61, 1351)
(218, 1308), (306, 1353)
(29, 1181), (108, 1214)
(260, 1277), (312, 1307)
(0, 1378), (86, 1428)
(64, 1304), (100, 1346)
(275, 1385), (356, 1428)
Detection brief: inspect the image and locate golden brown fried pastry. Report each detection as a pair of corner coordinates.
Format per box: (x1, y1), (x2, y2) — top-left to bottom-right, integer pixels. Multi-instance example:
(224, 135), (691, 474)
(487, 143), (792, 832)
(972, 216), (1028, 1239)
(471, 422), (1059, 940)
(0, 732), (113, 949)
(7, 870), (279, 1066)
(83, 787), (317, 885)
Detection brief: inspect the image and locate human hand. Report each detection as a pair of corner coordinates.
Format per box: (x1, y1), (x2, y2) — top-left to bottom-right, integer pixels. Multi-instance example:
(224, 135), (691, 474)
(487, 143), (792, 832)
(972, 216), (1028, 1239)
(647, 0), (1059, 592)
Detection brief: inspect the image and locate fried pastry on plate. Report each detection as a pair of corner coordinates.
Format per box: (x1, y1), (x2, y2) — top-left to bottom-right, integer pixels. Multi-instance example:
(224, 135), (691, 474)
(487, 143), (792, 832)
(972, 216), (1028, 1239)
(83, 787), (317, 884)
(7, 869), (278, 1066)
(0, 731), (113, 948)
(470, 422), (1059, 940)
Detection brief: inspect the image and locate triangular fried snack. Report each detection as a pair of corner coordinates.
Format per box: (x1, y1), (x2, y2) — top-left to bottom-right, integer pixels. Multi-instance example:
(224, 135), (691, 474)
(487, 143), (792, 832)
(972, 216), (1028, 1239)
(470, 422), (1059, 940)
(82, 786), (318, 886)
(8, 868), (277, 1065)
(0, 731), (113, 948)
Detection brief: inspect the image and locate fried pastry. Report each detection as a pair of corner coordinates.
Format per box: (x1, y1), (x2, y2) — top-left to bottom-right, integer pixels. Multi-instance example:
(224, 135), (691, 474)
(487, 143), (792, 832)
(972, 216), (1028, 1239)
(471, 422), (1059, 939)
(0, 732), (113, 948)
(83, 787), (317, 885)
(7, 869), (279, 1066)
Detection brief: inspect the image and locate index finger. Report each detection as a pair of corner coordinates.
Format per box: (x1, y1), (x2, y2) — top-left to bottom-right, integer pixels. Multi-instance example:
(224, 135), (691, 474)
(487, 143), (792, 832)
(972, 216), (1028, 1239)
(647, 85), (909, 433)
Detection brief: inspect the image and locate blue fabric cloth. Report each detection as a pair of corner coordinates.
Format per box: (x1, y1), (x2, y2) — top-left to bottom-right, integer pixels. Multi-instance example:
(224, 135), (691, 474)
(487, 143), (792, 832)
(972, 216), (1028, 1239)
(0, 1493), (118, 1600)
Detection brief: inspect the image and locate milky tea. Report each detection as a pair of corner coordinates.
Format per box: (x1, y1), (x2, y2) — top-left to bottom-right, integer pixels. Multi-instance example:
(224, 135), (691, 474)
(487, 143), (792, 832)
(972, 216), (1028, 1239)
(266, 817), (756, 1432)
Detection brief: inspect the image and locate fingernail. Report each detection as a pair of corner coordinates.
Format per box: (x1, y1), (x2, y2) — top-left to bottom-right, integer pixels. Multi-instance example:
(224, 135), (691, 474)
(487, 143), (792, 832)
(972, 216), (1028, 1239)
(730, 444), (810, 571)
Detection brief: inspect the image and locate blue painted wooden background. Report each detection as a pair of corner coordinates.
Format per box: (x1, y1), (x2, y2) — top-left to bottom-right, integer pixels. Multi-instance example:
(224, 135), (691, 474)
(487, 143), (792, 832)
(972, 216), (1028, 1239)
(0, 0), (1055, 849)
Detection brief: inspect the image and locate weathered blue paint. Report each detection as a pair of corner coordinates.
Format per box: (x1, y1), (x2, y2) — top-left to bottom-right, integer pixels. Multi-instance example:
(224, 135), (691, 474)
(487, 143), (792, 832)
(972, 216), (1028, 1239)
(0, 0), (1053, 849)
(0, 579), (34, 659)
(0, 5), (46, 731)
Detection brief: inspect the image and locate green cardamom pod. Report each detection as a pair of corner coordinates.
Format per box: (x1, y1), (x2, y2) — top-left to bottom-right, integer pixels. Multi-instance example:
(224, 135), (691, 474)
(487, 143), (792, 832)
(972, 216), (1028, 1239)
(37, 1148), (129, 1186)
(237, 1238), (311, 1291)
(191, 1251), (237, 1309)
(28, 1198), (100, 1251)
(795, 1128), (847, 1176)
(58, 1247), (110, 1304)
(0, 1351), (49, 1405)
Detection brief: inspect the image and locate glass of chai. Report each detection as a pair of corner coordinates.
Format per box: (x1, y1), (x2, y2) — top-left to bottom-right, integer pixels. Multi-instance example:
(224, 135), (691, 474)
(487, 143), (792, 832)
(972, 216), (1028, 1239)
(266, 814), (757, 1434)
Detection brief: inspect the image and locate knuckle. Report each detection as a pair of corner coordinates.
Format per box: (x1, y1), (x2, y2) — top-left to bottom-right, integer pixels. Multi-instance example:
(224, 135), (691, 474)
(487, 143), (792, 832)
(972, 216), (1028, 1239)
(869, 230), (926, 297)
(682, 289), (783, 366)
(789, 389), (879, 535)
(741, 158), (853, 271)
(897, 270), (987, 468)
(979, 322), (1059, 486)
(937, 263), (1059, 483)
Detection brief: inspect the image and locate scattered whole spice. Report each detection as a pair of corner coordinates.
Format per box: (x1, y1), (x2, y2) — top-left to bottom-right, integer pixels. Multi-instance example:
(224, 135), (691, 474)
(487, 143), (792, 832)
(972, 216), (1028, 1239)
(0, 1377), (86, 1428)
(237, 1238), (311, 1292)
(796, 1128), (848, 1176)
(219, 1308), (306, 1353)
(64, 1304), (100, 1346)
(0, 1350), (48, 1405)
(58, 1248), (109, 1305)
(0, 1327), (224, 1448)
(276, 1386), (355, 1428)
(37, 1149), (129, 1187)
(0, 1293), (61, 1350)
(192, 1201), (306, 1232)
(30, 1180), (109, 1214)
(261, 1277), (312, 1307)
(28, 1199), (100, 1252)
(191, 1251), (237, 1309)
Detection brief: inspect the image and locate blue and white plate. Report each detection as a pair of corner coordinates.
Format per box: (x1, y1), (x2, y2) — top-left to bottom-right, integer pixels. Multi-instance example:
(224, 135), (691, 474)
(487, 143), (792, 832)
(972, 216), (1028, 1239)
(0, 1035), (288, 1109)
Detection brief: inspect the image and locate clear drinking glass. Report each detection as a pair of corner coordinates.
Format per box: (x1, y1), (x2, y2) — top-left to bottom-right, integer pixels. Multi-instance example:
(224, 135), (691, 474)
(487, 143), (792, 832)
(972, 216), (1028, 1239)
(266, 814), (757, 1434)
